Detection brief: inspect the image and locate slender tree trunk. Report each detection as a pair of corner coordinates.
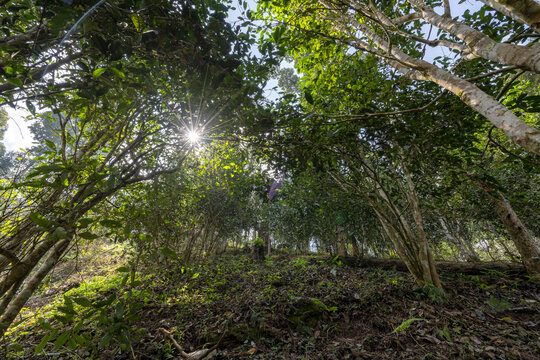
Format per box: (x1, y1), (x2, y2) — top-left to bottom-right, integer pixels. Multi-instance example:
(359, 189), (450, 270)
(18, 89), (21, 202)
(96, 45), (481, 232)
(440, 218), (479, 262)
(491, 196), (540, 274)
(351, 234), (361, 257)
(336, 226), (347, 256)
(469, 173), (540, 274)
(0, 238), (70, 337)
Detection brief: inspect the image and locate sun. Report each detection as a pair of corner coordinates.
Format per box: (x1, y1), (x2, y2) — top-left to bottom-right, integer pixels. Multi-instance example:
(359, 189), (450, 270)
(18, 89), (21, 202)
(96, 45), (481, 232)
(186, 130), (200, 144)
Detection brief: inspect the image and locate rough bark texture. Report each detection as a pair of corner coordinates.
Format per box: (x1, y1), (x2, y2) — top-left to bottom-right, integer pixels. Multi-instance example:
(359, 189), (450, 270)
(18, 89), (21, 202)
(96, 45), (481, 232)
(0, 238), (70, 337)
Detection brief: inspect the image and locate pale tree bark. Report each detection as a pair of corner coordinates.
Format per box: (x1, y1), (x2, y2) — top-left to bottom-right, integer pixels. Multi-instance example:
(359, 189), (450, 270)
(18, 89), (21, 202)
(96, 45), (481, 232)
(331, 11), (540, 155)
(337, 226), (347, 256)
(477, 0), (540, 31)
(403, 166), (442, 288)
(312, 0), (540, 154)
(491, 196), (540, 274)
(468, 174), (540, 274)
(350, 234), (361, 257)
(407, 0), (540, 71)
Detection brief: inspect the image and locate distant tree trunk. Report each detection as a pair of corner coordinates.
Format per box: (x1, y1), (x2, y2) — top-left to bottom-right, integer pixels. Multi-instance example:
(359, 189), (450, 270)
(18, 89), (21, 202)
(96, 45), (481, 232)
(259, 222), (271, 256)
(439, 218), (480, 262)
(336, 226), (347, 256)
(351, 234), (361, 257)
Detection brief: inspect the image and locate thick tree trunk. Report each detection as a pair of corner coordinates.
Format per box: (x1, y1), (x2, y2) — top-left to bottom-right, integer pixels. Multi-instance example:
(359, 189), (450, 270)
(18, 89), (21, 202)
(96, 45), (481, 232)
(468, 174), (540, 274)
(491, 196), (540, 274)
(404, 169), (442, 288)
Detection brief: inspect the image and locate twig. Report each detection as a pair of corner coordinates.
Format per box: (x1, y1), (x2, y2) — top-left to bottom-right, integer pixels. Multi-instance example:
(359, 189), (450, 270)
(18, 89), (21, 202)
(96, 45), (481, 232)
(159, 327), (227, 360)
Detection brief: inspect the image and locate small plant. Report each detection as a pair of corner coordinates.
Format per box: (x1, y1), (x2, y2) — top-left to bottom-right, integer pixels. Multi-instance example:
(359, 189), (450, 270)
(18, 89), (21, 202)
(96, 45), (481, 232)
(392, 318), (426, 333)
(292, 257), (309, 271)
(310, 298), (338, 313)
(486, 297), (513, 313)
(253, 237), (264, 247)
(422, 285), (445, 304)
(331, 256), (342, 266)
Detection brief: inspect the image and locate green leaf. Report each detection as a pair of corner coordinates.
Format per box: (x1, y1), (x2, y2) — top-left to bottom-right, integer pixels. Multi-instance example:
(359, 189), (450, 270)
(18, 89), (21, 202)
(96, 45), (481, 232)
(92, 68), (107, 78)
(110, 67), (126, 78)
(7, 77), (23, 87)
(30, 213), (50, 228)
(160, 246), (178, 260)
(73, 297), (92, 307)
(38, 318), (52, 330)
(392, 318), (426, 333)
(78, 231), (99, 240)
(34, 335), (49, 354)
(88, 172), (108, 181)
(130, 14), (142, 31)
(93, 294), (117, 308)
(35, 329), (58, 354)
(77, 218), (94, 229)
(44, 139), (57, 151)
(98, 333), (112, 348)
(100, 219), (122, 228)
(53, 331), (70, 350)
(304, 90), (314, 105)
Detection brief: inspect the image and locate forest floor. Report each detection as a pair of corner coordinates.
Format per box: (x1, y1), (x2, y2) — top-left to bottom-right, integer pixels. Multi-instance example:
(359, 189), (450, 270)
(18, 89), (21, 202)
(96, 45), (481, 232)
(2, 249), (539, 360)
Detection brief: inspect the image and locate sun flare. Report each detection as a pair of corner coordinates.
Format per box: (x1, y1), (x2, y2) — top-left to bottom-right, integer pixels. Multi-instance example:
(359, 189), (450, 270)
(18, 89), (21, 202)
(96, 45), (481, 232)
(186, 130), (200, 144)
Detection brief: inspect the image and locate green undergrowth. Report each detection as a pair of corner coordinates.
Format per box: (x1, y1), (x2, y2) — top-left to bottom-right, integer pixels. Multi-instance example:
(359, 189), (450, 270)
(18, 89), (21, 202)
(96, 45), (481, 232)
(3, 252), (539, 359)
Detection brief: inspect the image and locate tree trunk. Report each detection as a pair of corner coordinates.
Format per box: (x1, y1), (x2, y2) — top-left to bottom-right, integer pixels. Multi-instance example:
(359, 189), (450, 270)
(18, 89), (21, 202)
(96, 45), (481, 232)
(409, 0), (540, 72)
(350, 234), (361, 257)
(0, 238), (70, 337)
(439, 218), (479, 262)
(404, 168), (442, 288)
(491, 196), (540, 274)
(336, 226), (347, 256)
(477, 0), (540, 31)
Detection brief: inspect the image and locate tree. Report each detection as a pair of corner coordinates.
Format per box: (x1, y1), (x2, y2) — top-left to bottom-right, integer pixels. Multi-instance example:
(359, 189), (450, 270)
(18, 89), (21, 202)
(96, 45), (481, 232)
(258, 0), (540, 154)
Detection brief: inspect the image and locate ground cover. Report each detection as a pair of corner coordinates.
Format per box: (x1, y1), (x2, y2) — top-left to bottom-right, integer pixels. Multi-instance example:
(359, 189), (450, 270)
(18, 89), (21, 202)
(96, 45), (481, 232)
(2, 252), (539, 359)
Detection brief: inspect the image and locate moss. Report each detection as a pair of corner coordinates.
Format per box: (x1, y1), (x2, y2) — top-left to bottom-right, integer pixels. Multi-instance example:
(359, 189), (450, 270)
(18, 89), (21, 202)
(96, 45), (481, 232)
(287, 298), (324, 330)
